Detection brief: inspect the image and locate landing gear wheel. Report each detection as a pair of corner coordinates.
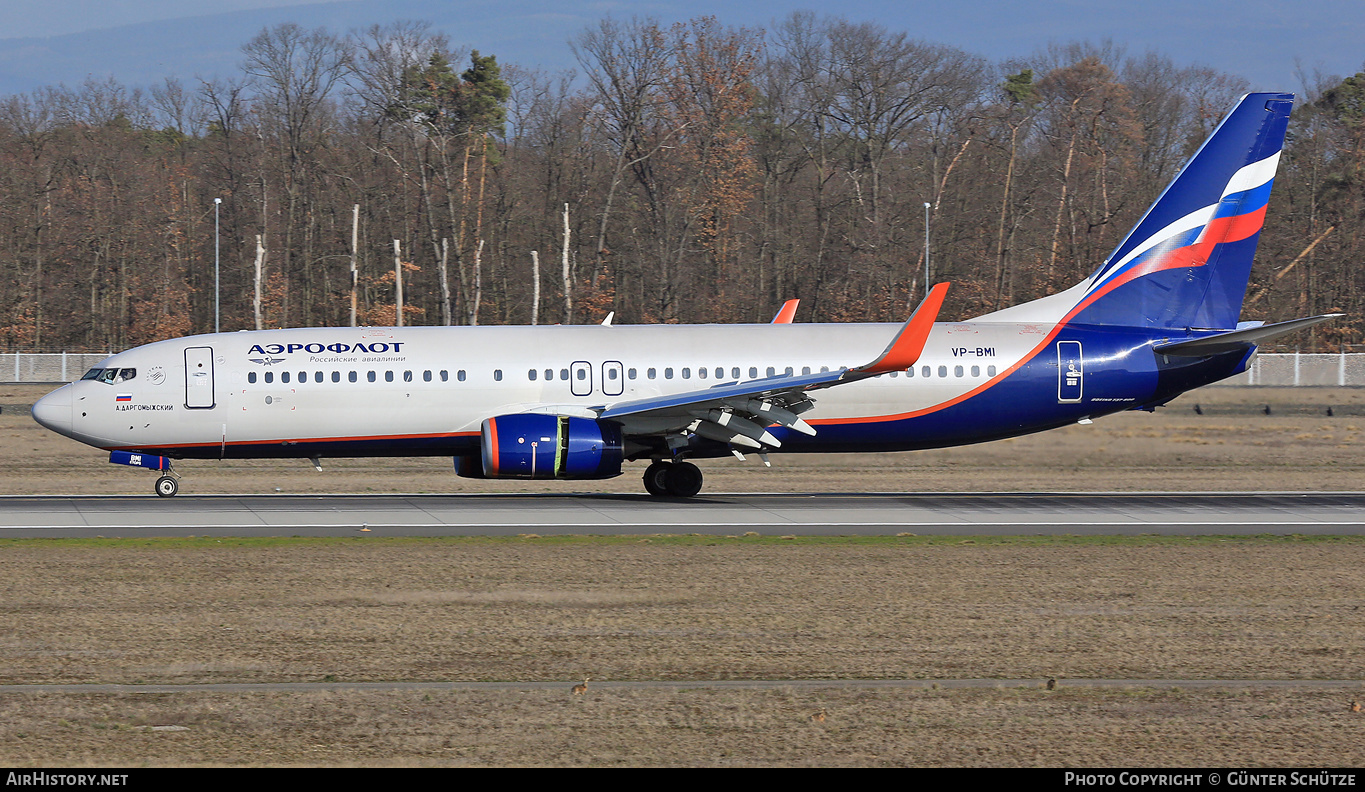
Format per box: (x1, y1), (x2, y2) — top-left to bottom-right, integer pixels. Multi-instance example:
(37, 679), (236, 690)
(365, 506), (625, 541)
(664, 461), (703, 498)
(155, 475), (179, 498)
(643, 462), (671, 496)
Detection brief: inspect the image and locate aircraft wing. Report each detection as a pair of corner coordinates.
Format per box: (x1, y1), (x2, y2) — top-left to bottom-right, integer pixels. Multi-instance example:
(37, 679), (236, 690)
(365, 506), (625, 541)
(596, 284), (949, 450)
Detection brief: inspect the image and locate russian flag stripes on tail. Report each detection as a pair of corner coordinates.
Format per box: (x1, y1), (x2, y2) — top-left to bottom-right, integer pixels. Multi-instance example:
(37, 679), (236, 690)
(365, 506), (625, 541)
(1073, 92), (1293, 331)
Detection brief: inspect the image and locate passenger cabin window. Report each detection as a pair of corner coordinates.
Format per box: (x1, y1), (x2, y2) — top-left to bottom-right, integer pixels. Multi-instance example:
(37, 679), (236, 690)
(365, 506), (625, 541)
(457, 370), (466, 382)
(440, 370), (449, 382)
(282, 372), (291, 384)
(385, 371), (395, 382)
(248, 371), (257, 384)
(731, 367), (741, 379)
(494, 370), (503, 382)
(332, 371), (340, 383)
(264, 372), (274, 383)
(348, 371), (356, 383)
(368, 371), (376, 382)
(403, 370), (413, 383)
(424, 370), (432, 382)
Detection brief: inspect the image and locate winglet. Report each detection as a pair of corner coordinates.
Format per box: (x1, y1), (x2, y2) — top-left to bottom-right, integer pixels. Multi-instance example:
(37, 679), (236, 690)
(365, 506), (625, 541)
(851, 283), (949, 375)
(770, 299), (799, 324)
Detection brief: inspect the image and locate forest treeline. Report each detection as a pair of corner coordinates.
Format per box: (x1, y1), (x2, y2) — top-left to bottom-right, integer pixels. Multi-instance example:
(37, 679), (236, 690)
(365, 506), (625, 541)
(0, 13), (1361, 352)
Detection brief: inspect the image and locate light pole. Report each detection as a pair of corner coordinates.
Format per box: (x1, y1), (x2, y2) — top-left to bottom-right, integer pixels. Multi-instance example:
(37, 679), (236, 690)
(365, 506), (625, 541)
(214, 197), (222, 334)
(923, 202), (931, 298)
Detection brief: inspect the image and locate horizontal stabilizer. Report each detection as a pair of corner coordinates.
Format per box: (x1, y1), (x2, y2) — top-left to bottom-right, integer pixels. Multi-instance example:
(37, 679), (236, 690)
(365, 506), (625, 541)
(1154, 314), (1341, 356)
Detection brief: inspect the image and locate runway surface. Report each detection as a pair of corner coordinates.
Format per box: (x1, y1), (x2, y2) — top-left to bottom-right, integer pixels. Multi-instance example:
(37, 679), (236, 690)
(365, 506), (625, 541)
(0, 492), (1362, 537)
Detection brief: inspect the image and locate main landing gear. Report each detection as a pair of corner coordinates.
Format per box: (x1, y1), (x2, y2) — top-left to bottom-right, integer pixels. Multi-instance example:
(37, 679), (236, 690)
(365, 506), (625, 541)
(642, 460), (703, 498)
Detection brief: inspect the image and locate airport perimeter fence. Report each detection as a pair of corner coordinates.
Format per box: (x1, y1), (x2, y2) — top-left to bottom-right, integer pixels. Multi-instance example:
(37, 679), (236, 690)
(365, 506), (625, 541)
(1, 351), (1364, 386)
(2, 352), (114, 384)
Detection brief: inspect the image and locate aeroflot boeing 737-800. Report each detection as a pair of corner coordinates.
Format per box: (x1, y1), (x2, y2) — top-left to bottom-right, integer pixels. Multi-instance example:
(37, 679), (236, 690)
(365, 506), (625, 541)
(32, 92), (1337, 497)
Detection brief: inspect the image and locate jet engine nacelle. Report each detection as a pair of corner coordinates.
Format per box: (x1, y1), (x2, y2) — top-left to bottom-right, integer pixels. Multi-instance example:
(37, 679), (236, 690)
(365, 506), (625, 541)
(476, 414), (624, 479)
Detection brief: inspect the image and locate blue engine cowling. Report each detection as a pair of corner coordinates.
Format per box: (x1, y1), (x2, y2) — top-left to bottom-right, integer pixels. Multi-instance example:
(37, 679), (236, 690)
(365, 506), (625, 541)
(477, 414), (624, 479)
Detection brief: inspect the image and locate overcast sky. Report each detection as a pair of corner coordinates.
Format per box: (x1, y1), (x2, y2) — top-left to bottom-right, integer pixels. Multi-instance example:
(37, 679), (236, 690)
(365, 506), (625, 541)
(0, 0), (1359, 96)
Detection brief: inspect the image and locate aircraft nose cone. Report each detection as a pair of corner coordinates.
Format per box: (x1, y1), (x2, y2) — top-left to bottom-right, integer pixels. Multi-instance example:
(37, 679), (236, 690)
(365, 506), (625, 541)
(32, 386), (73, 437)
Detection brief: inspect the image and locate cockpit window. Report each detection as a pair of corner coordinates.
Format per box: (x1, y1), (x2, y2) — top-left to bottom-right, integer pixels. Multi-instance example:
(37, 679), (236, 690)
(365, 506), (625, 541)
(82, 367), (136, 384)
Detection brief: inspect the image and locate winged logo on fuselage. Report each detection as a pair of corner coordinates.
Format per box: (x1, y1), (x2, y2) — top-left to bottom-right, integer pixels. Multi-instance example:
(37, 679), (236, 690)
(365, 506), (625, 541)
(248, 357), (285, 366)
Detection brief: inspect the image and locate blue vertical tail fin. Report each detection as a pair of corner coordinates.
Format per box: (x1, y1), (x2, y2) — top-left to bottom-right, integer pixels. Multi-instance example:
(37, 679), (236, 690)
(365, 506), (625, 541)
(1076, 92), (1293, 330)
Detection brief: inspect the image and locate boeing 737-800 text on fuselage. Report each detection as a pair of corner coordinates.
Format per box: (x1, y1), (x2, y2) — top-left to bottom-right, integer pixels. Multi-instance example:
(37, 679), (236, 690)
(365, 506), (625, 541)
(32, 93), (1336, 497)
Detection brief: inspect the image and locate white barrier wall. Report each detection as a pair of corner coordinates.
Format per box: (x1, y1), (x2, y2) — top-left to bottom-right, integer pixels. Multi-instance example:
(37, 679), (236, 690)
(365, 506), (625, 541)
(1, 351), (1363, 385)
(2, 353), (113, 384)
(1231, 353), (1365, 387)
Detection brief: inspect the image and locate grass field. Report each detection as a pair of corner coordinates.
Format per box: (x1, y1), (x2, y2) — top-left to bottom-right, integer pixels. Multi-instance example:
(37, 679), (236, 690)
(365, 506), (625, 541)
(1, 384), (1363, 766)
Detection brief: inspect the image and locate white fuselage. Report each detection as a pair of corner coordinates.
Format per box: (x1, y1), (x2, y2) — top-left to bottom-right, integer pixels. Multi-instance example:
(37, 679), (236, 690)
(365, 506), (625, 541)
(33, 320), (1095, 458)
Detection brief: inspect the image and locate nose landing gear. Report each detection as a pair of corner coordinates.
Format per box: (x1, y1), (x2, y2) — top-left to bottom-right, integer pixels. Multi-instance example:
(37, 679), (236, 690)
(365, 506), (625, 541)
(155, 475), (179, 498)
(108, 451), (180, 497)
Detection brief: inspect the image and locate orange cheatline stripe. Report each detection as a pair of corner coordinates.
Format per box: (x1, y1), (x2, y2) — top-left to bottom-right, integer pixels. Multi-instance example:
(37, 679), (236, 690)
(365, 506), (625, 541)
(107, 430), (481, 452)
